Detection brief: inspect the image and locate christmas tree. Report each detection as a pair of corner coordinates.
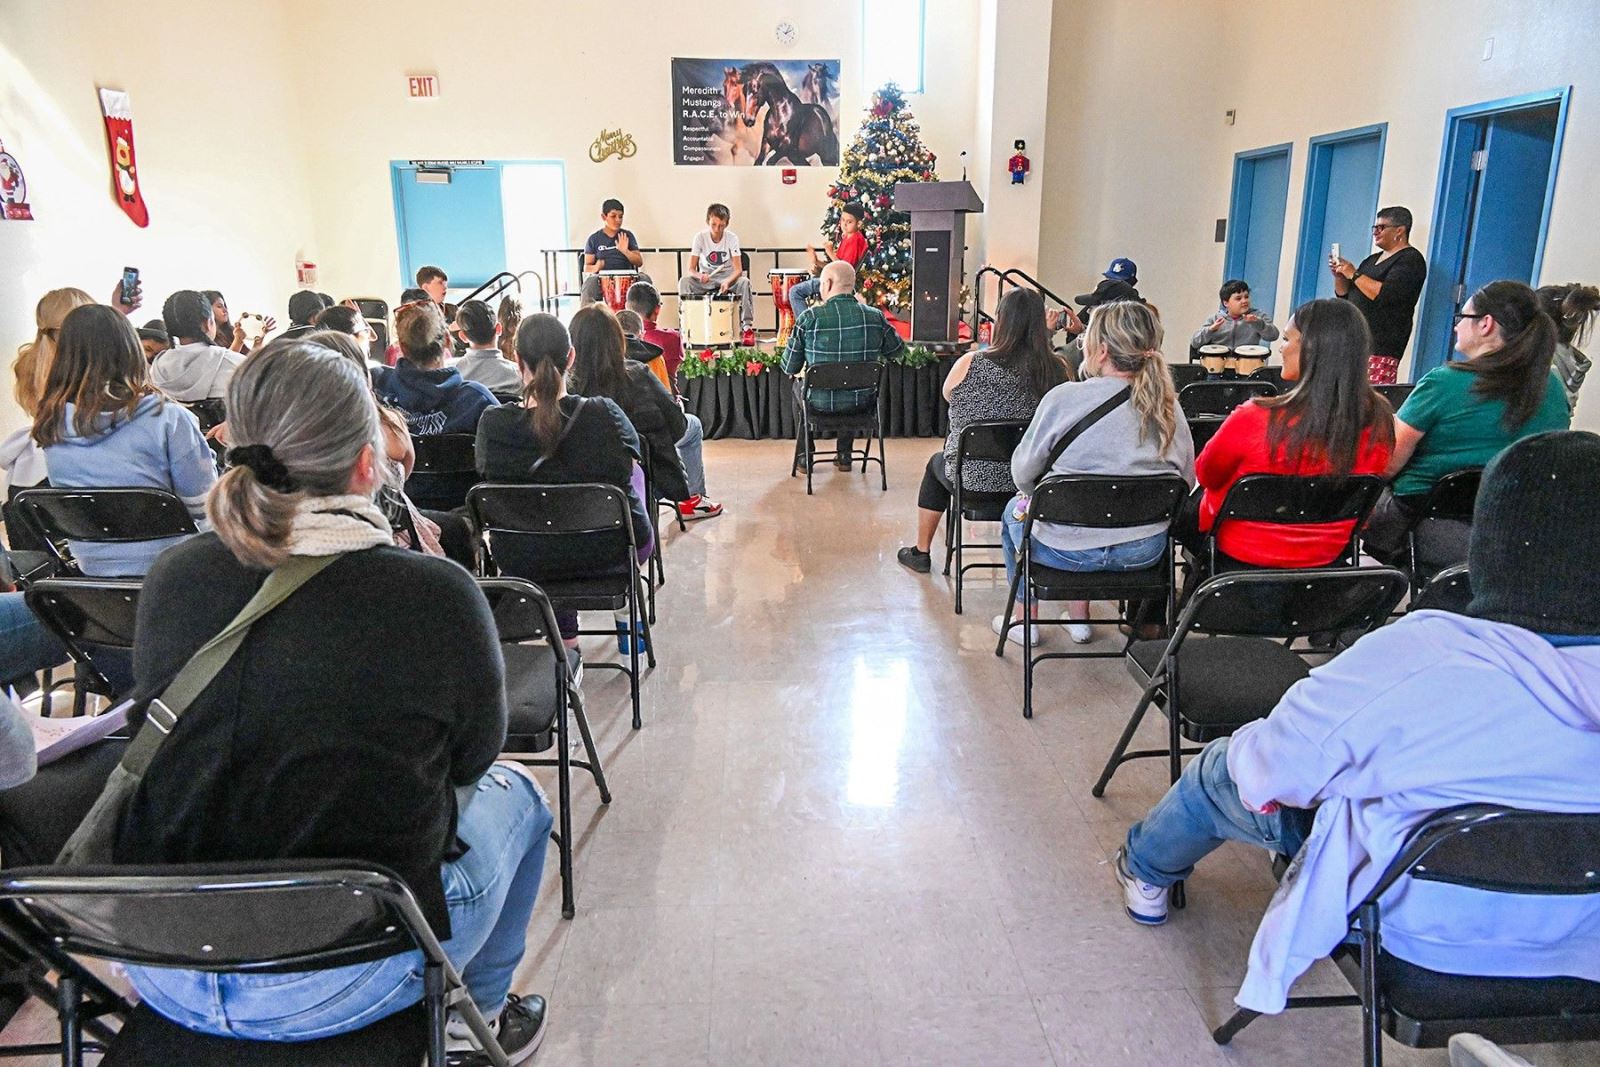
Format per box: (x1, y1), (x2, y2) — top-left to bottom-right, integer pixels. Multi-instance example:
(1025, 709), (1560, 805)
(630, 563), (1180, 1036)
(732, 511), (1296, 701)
(821, 84), (938, 310)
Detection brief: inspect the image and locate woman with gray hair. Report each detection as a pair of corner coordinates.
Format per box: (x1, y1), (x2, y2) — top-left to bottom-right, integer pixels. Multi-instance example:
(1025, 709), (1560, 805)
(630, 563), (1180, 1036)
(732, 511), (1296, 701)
(110, 338), (552, 1061)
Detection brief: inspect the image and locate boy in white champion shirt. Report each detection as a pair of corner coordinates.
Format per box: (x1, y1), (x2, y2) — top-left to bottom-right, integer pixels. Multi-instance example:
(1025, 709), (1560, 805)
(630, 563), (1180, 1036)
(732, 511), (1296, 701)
(677, 202), (754, 338)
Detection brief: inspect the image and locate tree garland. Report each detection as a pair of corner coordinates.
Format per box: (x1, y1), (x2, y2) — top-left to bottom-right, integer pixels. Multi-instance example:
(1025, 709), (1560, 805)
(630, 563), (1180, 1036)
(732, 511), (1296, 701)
(679, 343), (942, 380)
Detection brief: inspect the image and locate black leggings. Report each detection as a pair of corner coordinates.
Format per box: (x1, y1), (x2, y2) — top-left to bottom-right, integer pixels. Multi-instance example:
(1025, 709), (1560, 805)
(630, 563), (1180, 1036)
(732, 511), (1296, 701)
(918, 452), (955, 512)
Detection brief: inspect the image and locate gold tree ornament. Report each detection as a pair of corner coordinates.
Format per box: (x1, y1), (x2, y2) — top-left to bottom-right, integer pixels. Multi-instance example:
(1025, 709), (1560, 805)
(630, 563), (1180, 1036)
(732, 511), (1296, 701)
(589, 129), (638, 163)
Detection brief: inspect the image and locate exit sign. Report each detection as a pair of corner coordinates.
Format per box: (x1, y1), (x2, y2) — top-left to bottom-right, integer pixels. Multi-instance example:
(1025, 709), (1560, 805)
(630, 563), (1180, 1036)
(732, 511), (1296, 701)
(407, 74), (439, 99)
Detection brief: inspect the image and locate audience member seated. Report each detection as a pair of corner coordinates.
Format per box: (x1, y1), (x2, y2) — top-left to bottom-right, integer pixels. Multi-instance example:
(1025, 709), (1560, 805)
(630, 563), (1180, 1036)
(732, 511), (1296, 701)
(897, 288), (1070, 573)
(1047, 258), (1143, 374)
(578, 198), (652, 307)
(782, 261), (905, 471)
(0, 592), (66, 691)
(613, 310), (721, 521)
(0, 694), (37, 790)
(376, 301), (498, 436)
(452, 299), (521, 393)
(204, 290), (274, 355)
(1177, 299), (1393, 569)
(136, 320), (169, 362)
(311, 304), (384, 374)
(677, 202), (754, 336)
(1190, 279), (1280, 351)
(475, 313), (656, 646)
(110, 339), (551, 1059)
(789, 202), (867, 310)
(1364, 280), (1570, 562)
(279, 289), (329, 341)
(416, 264), (458, 324)
(5, 287), (95, 494)
(1539, 282), (1599, 412)
(152, 290), (244, 402)
(1113, 429), (1600, 1018)
(997, 300), (1195, 645)
(614, 310), (672, 391)
(36, 304), (214, 576)
(626, 282), (686, 382)
(496, 297), (522, 368)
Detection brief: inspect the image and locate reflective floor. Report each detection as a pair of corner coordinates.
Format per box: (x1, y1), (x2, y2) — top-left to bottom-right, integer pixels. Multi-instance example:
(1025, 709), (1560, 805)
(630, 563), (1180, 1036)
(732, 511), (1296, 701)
(5, 437), (1599, 1065)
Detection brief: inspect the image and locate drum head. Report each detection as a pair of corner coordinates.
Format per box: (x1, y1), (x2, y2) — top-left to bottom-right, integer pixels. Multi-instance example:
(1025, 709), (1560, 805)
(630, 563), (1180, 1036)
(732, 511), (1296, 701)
(1235, 345), (1270, 357)
(600, 269), (638, 277)
(1198, 345), (1231, 355)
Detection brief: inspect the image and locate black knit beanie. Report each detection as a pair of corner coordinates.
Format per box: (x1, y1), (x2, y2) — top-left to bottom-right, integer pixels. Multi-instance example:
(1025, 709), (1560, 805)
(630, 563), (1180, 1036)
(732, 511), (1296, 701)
(1467, 430), (1600, 635)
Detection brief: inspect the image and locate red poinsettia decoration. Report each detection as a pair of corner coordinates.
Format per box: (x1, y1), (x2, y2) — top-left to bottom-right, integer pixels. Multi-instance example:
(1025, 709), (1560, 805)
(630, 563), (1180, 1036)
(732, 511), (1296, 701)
(744, 360), (764, 377)
(698, 348), (716, 362)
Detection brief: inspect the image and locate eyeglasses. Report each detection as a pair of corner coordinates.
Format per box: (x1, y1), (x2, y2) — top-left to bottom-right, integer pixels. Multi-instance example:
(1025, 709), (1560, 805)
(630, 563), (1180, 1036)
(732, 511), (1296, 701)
(1453, 311), (1488, 324)
(1371, 224), (1398, 233)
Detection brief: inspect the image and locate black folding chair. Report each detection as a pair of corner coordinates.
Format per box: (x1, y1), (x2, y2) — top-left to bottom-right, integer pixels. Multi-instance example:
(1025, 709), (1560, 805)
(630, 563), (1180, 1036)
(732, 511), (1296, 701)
(185, 399), (227, 434)
(1374, 383), (1415, 410)
(1188, 416), (1227, 452)
(24, 579), (139, 716)
(1213, 805), (1600, 1066)
(11, 488), (198, 577)
(1402, 468), (1482, 596)
(468, 483), (654, 730)
(1201, 474), (1387, 575)
(789, 361), (888, 494)
(995, 474), (1189, 720)
(1169, 363), (1207, 389)
(638, 438), (683, 626)
(1249, 365), (1287, 391)
(351, 297), (391, 365)
(941, 419), (1029, 615)
(404, 434), (480, 512)
(0, 861), (508, 1067)
(478, 578), (610, 920)
(1411, 563), (1472, 615)
(1093, 566), (1408, 796)
(1177, 379), (1278, 419)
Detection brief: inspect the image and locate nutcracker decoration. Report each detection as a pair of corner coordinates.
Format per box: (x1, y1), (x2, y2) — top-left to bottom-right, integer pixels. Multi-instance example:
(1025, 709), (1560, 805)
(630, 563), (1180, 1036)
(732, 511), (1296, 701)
(1009, 139), (1030, 185)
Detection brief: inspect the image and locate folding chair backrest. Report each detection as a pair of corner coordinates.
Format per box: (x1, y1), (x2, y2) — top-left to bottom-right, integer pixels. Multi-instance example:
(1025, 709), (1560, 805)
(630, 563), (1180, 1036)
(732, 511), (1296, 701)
(1177, 380), (1277, 419)
(12, 488), (197, 546)
(1181, 566), (1409, 641)
(1213, 474), (1386, 528)
(0, 864), (416, 972)
(1188, 416), (1226, 453)
(1412, 563), (1472, 614)
(186, 399), (227, 434)
(26, 579), (140, 651)
(351, 298), (389, 322)
(476, 577), (562, 647)
(955, 419), (1029, 467)
(1028, 474), (1188, 529)
(1375, 383), (1415, 410)
(1249, 366), (1286, 391)
(1169, 363), (1207, 389)
(1418, 467), (1482, 522)
(1375, 805), (1600, 900)
(468, 483), (635, 582)
(404, 434), (480, 511)
(806, 361), (883, 393)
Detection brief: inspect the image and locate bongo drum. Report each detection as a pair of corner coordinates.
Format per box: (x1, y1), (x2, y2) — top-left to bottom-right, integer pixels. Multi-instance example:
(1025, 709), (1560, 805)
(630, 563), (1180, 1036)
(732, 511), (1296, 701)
(1198, 344), (1230, 375)
(768, 268), (812, 346)
(1234, 344), (1270, 377)
(599, 270), (639, 312)
(681, 295), (735, 346)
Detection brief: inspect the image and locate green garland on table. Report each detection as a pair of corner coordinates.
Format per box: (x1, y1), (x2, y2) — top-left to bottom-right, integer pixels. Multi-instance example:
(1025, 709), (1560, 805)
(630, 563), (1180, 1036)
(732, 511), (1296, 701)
(679, 343), (942, 381)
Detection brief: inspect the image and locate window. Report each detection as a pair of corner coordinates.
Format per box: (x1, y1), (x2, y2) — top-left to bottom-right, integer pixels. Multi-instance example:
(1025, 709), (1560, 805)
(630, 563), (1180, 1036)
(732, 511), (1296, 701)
(862, 0), (925, 94)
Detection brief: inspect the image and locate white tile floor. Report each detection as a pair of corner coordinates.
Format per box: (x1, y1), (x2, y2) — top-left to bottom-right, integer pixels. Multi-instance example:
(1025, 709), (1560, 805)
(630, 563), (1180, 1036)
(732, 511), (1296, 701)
(4, 437), (1598, 1065)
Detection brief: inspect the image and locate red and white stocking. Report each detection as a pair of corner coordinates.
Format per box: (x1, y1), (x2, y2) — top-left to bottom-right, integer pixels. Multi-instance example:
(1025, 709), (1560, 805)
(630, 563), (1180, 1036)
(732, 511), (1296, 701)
(97, 88), (148, 228)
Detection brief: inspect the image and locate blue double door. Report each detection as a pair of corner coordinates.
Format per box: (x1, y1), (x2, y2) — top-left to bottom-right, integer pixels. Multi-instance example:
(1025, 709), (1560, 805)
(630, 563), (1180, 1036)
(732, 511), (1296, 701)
(1224, 145), (1291, 319)
(1292, 125), (1387, 309)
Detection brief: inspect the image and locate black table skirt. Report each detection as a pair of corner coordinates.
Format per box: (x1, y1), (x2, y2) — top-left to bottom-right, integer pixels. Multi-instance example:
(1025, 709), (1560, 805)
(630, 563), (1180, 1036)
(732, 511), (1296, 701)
(682, 357), (956, 440)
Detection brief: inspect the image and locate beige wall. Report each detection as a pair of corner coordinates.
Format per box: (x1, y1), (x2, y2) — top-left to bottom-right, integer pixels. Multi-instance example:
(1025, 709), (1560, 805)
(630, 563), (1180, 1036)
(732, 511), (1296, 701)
(1040, 0), (1600, 427)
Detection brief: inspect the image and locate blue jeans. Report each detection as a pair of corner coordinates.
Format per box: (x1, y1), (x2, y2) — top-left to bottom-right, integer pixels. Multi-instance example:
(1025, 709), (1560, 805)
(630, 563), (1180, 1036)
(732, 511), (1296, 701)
(126, 765), (554, 1041)
(787, 277), (821, 311)
(0, 593), (66, 686)
(1000, 495), (1167, 599)
(676, 413), (708, 498)
(1124, 738), (1315, 887)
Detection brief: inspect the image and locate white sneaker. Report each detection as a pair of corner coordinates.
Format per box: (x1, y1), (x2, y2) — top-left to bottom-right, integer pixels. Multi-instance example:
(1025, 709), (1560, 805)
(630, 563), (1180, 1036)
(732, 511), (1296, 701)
(1064, 620), (1093, 644)
(992, 614), (1042, 646)
(1449, 1035), (1537, 1067)
(1113, 848), (1168, 925)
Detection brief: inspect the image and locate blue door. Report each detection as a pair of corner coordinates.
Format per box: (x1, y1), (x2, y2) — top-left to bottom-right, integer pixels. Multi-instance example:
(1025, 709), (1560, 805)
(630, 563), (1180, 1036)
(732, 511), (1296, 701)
(1414, 90), (1568, 376)
(390, 163), (507, 290)
(1224, 144), (1292, 319)
(1292, 125), (1387, 308)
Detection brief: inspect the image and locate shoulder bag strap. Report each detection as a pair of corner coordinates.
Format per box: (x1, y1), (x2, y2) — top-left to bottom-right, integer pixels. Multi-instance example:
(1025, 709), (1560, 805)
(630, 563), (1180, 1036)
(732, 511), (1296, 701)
(1043, 386), (1131, 469)
(526, 398), (591, 475)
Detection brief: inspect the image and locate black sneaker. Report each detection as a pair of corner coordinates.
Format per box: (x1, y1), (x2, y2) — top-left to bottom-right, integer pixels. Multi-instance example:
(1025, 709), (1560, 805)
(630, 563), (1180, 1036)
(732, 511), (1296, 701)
(833, 453), (853, 470)
(448, 993), (548, 1066)
(896, 546), (932, 573)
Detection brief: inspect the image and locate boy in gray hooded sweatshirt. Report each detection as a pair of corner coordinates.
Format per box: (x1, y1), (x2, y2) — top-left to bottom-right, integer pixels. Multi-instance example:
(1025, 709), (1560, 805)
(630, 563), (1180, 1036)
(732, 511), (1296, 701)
(151, 289), (243, 403)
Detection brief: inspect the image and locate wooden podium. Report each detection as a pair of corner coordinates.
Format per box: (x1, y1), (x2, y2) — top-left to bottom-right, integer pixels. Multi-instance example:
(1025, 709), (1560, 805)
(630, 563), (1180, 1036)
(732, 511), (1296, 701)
(892, 180), (984, 343)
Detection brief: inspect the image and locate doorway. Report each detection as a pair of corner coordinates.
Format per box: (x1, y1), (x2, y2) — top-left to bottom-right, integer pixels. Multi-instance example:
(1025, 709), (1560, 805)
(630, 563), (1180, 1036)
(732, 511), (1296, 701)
(389, 161), (568, 292)
(1224, 143), (1292, 320)
(1291, 124), (1388, 308)
(1413, 89), (1569, 376)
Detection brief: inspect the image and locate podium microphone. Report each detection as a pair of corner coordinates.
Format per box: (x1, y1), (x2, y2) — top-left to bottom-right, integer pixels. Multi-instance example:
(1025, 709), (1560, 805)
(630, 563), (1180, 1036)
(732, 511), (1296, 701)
(960, 150), (968, 182)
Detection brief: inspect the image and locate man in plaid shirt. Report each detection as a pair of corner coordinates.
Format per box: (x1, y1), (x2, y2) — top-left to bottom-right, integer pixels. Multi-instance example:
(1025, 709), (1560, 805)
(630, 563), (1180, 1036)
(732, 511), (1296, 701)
(782, 261), (904, 469)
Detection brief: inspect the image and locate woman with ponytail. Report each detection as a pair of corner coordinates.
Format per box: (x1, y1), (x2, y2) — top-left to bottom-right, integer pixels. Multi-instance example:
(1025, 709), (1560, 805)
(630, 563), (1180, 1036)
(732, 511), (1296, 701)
(1538, 282), (1600, 411)
(1365, 280), (1570, 560)
(114, 338), (553, 1058)
(4, 287), (95, 493)
(999, 301), (1194, 645)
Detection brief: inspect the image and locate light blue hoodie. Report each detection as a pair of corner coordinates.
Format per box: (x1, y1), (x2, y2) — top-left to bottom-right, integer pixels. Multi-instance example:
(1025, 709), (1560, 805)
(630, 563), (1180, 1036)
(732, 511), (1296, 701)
(41, 394), (216, 576)
(1228, 610), (1600, 1013)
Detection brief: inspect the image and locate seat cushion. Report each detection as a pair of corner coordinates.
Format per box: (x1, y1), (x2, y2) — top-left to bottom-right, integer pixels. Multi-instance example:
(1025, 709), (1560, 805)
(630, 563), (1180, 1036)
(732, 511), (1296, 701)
(1128, 636), (1310, 732)
(502, 642), (561, 752)
(1030, 559), (1171, 600)
(102, 1001), (427, 1066)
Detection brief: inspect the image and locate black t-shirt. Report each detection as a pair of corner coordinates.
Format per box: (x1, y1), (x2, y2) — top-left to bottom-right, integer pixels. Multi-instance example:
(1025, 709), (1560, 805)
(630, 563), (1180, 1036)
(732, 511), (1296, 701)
(115, 536), (506, 939)
(1344, 246), (1427, 357)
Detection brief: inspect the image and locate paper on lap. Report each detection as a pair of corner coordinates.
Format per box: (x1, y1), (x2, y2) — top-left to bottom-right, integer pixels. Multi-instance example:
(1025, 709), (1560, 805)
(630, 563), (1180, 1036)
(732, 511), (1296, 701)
(28, 700), (132, 765)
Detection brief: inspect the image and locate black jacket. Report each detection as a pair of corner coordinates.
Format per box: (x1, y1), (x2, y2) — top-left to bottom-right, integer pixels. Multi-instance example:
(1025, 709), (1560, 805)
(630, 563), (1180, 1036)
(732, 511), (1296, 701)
(608, 362), (690, 501)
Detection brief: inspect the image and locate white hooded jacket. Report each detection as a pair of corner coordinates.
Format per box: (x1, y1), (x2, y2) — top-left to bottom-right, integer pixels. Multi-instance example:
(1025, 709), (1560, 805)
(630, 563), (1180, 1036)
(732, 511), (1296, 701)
(150, 341), (242, 403)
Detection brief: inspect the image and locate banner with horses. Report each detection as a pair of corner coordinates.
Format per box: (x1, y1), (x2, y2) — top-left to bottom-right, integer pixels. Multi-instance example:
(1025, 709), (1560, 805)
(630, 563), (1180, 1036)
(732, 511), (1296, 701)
(671, 58), (840, 167)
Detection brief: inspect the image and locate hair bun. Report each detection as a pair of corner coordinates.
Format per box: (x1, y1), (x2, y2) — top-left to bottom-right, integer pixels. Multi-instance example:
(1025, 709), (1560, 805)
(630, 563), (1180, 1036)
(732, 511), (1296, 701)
(228, 445), (298, 492)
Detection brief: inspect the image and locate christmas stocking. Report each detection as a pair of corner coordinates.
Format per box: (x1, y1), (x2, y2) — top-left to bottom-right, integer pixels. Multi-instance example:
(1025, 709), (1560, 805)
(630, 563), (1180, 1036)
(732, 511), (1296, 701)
(97, 88), (148, 228)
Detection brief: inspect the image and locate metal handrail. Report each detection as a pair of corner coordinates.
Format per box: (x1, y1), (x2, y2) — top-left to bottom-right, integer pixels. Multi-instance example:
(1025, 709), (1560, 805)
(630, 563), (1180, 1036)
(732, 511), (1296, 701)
(997, 268), (1075, 310)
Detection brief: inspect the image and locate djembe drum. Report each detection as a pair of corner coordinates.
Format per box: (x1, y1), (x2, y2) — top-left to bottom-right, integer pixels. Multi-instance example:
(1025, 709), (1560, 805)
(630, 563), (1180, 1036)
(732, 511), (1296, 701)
(1234, 344), (1270, 377)
(598, 270), (639, 312)
(768, 268), (812, 347)
(1197, 344), (1230, 376)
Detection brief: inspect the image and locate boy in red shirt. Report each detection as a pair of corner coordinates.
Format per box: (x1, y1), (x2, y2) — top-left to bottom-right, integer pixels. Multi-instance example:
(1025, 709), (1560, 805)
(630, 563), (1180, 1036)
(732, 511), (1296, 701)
(788, 203), (867, 310)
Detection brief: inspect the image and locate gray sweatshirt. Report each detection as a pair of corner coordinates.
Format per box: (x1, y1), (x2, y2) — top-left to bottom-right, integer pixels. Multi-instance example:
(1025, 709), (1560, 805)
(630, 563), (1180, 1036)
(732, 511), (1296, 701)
(453, 348), (523, 393)
(151, 341), (244, 402)
(1011, 375), (1195, 551)
(1190, 308), (1281, 350)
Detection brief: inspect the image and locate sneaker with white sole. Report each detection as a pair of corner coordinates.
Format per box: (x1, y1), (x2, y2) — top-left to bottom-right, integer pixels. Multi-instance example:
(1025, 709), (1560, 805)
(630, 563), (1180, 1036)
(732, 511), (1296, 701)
(1065, 620), (1093, 644)
(992, 614), (1042, 646)
(447, 993), (548, 1065)
(1113, 848), (1168, 925)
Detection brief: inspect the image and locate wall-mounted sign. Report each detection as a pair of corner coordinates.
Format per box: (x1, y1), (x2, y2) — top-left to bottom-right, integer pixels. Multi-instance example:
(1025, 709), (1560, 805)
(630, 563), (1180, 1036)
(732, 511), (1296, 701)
(589, 128), (637, 163)
(0, 138), (34, 221)
(671, 58), (840, 166)
(407, 74), (439, 99)
(406, 160), (486, 168)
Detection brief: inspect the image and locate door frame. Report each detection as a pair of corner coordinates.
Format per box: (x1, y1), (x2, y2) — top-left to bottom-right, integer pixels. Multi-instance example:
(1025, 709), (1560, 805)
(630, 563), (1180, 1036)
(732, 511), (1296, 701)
(1290, 123), (1389, 309)
(1223, 142), (1293, 320)
(1412, 87), (1571, 376)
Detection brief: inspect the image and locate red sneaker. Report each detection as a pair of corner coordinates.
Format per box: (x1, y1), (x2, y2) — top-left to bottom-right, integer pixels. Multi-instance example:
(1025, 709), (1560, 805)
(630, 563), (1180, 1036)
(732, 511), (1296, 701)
(677, 497), (724, 521)
(741, 326), (756, 346)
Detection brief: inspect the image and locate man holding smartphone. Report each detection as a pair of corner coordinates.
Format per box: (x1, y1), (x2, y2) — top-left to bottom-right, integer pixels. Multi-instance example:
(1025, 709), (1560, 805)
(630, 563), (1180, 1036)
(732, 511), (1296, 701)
(1330, 206), (1427, 384)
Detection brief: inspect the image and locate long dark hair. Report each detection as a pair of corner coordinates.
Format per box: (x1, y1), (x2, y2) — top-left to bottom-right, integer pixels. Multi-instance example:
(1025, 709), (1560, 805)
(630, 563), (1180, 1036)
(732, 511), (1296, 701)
(1259, 299), (1393, 475)
(566, 305), (628, 399)
(1537, 282), (1600, 349)
(985, 289), (1071, 398)
(33, 304), (159, 447)
(1452, 280), (1557, 430)
(513, 314), (571, 458)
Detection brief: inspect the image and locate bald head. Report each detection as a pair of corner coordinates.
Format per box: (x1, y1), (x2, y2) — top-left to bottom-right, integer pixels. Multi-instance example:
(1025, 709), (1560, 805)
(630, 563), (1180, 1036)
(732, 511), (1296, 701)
(821, 260), (856, 298)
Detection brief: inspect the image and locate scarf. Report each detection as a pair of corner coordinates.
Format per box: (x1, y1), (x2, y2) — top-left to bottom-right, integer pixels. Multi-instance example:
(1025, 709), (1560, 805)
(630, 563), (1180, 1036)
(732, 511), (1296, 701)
(286, 494), (394, 557)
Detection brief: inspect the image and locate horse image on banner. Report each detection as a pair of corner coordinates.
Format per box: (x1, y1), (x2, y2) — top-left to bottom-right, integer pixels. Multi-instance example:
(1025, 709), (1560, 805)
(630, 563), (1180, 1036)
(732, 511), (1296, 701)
(672, 58), (841, 166)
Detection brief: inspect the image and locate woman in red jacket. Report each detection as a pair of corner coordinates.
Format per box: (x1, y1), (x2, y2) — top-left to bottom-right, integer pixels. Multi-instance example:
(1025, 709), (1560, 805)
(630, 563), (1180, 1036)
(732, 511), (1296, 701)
(1187, 298), (1395, 568)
